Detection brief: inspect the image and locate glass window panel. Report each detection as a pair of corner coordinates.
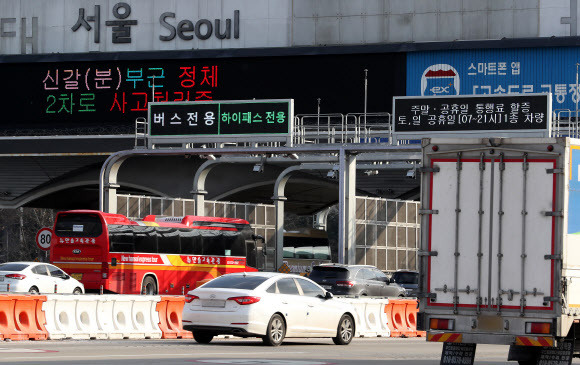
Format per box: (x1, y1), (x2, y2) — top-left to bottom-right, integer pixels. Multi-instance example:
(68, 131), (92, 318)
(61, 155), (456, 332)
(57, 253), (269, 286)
(277, 278), (300, 295)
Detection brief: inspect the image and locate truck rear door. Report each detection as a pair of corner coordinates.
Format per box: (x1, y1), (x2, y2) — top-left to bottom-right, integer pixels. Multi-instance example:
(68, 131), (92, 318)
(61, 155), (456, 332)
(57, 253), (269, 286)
(423, 141), (558, 314)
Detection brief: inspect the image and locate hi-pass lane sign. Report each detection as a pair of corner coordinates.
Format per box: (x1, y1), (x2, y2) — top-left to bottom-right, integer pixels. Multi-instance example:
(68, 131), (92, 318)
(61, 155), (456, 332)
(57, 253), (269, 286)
(148, 99), (293, 137)
(393, 93), (551, 139)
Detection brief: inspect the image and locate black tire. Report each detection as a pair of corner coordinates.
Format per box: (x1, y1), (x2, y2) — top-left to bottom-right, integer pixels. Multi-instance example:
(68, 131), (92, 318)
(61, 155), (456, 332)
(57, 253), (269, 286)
(142, 276), (157, 295)
(73, 287), (83, 295)
(193, 330), (214, 344)
(332, 314), (354, 345)
(262, 314), (285, 346)
(518, 362), (536, 365)
(28, 286), (39, 294)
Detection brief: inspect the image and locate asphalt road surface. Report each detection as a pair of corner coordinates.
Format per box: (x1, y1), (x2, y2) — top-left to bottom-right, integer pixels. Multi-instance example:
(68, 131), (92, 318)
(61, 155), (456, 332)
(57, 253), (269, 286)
(0, 337), (578, 365)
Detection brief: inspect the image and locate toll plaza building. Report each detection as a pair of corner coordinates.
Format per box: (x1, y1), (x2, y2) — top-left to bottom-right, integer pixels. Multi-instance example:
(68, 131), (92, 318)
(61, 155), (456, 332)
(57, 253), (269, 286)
(1, 0), (580, 271)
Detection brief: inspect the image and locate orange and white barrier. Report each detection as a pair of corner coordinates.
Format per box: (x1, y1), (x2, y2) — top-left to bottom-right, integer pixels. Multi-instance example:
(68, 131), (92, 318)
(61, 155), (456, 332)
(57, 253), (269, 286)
(42, 295), (163, 340)
(0, 294), (48, 341)
(0, 294), (193, 341)
(0, 294), (423, 341)
(336, 297), (390, 337)
(384, 298), (425, 338)
(156, 296), (193, 339)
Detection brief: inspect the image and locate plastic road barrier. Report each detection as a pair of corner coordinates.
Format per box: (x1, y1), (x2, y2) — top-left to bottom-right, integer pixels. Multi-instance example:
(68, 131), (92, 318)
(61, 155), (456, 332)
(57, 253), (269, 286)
(335, 297), (390, 337)
(384, 298), (425, 338)
(156, 296), (193, 339)
(43, 295), (162, 340)
(0, 294), (48, 341)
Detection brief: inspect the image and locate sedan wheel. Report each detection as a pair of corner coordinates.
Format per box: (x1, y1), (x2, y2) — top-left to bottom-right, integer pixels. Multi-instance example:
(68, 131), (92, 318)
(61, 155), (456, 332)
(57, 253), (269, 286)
(262, 314), (285, 346)
(28, 286), (39, 295)
(73, 287), (82, 295)
(332, 314), (354, 345)
(193, 330), (214, 344)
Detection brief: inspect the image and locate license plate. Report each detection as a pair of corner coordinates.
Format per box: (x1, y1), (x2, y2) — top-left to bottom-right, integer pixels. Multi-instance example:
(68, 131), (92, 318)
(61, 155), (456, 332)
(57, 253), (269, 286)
(202, 299), (226, 308)
(70, 273), (83, 281)
(322, 285), (332, 290)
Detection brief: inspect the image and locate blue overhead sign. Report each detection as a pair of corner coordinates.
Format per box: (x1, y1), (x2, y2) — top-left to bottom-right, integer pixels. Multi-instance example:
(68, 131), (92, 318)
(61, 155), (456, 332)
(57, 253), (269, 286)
(407, 47), (580, 112)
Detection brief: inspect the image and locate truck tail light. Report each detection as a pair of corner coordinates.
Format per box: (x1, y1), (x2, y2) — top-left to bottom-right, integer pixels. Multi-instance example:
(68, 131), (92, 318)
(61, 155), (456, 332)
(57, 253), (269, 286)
(430, 318), (454, 330)
(5, 274), (26, 280)
(336, 280), (356, 288)
(227, 296), (261, 305)
(526, 322), (551, 334)
(185, 294), (199, 303)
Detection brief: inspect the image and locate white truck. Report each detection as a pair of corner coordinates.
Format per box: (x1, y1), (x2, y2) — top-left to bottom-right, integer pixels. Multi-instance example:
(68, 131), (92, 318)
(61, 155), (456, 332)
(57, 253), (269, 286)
(418, 137), (580, 364)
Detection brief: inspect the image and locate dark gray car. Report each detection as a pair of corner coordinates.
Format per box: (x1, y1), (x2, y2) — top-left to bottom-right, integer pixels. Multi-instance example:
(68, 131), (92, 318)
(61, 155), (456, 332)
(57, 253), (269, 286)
(309, 264), (406, 297)
(391, 270), (419, 297)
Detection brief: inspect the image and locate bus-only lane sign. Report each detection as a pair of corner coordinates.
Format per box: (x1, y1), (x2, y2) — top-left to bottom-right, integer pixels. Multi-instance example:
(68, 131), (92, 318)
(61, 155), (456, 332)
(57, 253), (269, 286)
(147, 99), (294, 145)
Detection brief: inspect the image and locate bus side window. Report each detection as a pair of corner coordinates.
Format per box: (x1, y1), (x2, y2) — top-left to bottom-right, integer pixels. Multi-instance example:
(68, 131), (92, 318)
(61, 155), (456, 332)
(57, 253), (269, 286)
(109, 225), (135, 253)
(157, 227), (180, 254)
(245, 240), (257, 268)
(225, 234), (245, 257)
(180, 229), (202, 255)
(133, 226), (158, 253)
(202, 231), (225, 256)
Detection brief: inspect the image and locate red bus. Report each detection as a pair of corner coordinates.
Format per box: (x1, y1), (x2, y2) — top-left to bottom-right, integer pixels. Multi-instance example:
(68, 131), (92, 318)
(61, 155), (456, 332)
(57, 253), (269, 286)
(49, 210), (264, 294)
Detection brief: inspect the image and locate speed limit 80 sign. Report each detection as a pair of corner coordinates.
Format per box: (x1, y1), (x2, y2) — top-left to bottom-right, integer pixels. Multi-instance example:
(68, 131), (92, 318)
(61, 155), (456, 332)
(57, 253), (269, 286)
(36, 228), (53, 251)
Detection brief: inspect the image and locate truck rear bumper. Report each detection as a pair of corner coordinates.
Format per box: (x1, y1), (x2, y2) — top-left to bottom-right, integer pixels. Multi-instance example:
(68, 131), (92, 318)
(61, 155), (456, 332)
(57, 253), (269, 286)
(427, 331), (555, 347)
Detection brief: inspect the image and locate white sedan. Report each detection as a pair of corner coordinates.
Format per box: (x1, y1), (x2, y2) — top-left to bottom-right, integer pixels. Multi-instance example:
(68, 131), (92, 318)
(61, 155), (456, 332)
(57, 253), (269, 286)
(0, 262), (85, 294)
(182, 272), (356, 346)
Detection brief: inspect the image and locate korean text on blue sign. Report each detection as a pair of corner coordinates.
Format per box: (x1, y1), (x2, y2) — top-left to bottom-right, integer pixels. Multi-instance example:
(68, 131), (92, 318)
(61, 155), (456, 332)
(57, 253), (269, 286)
(406, 47), (580, 111)
(393, 94), (549, 133)
(148, 100), (292, 136)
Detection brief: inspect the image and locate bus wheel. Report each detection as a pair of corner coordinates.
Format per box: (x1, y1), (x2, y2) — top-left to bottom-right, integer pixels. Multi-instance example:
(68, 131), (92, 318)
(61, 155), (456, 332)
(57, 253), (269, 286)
(142, 276), (158, 295)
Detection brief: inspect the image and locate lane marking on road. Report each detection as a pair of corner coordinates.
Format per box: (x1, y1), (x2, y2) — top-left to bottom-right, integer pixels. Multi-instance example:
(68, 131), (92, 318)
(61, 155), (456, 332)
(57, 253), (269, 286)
(190, 360), (333, 365)
(0, 352), (306, 361)
(0, 349), (58, 353)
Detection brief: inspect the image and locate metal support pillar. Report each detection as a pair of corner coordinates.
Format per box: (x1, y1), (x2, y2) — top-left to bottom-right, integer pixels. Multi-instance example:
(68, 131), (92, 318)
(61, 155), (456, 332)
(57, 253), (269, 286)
(104, 183), (120, 213)
(273, 163), (336, 271)
(191, 189), (208, 216)
(272, 196), (287, 271)
(338, 149), (357, 264)
(314, 208), (330, 230)
(100, 155), (130, 213)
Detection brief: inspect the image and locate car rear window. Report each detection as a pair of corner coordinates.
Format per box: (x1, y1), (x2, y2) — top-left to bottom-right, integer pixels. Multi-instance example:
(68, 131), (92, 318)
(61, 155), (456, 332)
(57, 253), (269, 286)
(201, 275), (269, 289)
(309, 266), (349, 281)
(392, 272), (419, 284)
(0, 263), (28, 271)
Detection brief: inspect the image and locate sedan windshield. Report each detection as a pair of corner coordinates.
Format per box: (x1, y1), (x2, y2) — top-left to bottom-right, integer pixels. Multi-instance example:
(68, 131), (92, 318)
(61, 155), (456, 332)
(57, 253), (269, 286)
(202, 275), (269, 289)
(0, 263), (28, 271)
